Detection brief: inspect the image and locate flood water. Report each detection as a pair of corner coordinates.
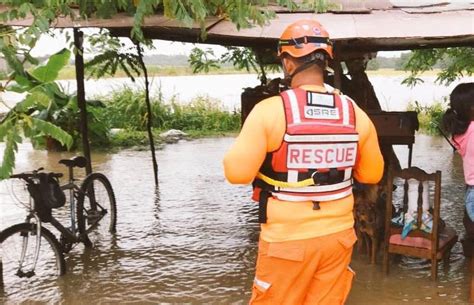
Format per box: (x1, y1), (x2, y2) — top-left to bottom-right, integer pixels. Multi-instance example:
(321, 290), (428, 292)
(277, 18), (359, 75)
(0, 134), (470, 304)
(2, 74), (474, 113)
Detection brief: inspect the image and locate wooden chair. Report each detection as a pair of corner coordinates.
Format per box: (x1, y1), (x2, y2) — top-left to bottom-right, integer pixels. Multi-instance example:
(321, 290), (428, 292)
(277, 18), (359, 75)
(383, 167), (458, 280)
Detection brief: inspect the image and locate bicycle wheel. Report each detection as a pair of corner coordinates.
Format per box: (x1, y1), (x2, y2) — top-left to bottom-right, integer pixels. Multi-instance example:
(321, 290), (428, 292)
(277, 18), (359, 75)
(0, 223), (66, 290)
(77, 173), (117, 247)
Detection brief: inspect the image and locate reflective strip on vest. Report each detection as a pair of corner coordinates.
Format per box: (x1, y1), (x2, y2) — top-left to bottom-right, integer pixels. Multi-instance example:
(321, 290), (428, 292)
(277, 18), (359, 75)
(287, 90), (301, 124)
(276, 179), (352, 193)
(344, 168), (353, 181)
(273, 187), (353, 202)
(341, 96), (350, 126)
(284, 134), (359, 143)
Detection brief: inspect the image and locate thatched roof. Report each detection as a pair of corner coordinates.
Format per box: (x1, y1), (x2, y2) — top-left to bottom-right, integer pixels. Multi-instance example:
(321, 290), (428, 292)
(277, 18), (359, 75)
(2, 0), (474, 55)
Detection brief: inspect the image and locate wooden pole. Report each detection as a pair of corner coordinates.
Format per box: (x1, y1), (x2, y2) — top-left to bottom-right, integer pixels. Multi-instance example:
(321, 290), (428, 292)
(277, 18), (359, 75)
(135, 42), (159, 185)
(73, 28), (92, 175)
(471, 257), (474, 303)
(333, 59), (343, 90)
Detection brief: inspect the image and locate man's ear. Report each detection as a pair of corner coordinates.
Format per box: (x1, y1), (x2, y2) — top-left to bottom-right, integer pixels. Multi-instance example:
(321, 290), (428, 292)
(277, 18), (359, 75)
(282, 57), (296, 74)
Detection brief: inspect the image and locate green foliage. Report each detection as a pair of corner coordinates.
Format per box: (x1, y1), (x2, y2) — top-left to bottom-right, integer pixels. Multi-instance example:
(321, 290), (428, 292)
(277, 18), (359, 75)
(189, 46), (280, 84)
(221, 46), (261, 74)
(0, 48), (79, 179)
(406, 100), (447, 135)
(366, 59), (379, 71)
(30, 117), (74, 147)
(0, 120), (18, 179)
(85, 33), (142, 81)
(188, 48), (221, 73)
(110, 129), (152, 147)
(100, 85), (240, 133)
(0, 0), (322, 45)
(31, 49), (71, 82)
(101, 86), (162, 130)
(166, 96), (240, 132)
(403, 47), (474, 87)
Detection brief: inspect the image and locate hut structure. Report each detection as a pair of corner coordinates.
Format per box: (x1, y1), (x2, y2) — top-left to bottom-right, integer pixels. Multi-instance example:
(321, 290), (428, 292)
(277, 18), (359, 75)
(2, 0), (474, 300)
(3, 0), (473, 165)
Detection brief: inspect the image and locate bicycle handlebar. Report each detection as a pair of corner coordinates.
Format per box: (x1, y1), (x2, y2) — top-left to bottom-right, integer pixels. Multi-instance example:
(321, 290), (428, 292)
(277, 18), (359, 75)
(10, 169), (63, 181)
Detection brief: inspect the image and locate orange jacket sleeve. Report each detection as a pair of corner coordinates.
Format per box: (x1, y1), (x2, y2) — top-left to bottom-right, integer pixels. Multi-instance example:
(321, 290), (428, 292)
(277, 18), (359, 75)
(223, 100), (270, 184)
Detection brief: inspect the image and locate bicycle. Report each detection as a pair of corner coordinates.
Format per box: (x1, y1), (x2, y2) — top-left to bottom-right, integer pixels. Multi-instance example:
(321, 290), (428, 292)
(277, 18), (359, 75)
(0, 156), (117, 286)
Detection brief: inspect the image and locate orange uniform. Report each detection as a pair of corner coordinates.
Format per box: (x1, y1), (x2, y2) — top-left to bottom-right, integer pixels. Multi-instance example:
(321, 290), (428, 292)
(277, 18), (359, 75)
(223, 84), (384, 304)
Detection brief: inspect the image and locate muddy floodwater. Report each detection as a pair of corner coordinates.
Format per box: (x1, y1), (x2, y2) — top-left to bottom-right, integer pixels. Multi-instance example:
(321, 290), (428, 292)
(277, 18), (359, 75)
(0, 135), (470, 304)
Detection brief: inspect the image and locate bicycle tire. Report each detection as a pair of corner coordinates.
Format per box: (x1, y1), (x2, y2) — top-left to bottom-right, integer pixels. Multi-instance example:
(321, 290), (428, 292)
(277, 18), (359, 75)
(0, 223), (66, 290)
(76, 173), (117, 248)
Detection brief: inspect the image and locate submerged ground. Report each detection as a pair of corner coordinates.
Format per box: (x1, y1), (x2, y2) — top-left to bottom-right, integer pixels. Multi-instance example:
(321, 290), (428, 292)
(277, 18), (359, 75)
(0, 134), (469, 304)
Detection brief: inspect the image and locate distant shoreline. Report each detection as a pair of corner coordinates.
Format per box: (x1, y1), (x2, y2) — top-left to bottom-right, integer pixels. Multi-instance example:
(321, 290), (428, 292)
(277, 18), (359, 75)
(2, 66), (441, 81)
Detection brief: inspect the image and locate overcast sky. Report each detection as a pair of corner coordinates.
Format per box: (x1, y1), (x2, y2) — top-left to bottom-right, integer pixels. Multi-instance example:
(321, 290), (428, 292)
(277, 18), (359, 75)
(31, 29), (229, 57)
(31, 29), (404, 58)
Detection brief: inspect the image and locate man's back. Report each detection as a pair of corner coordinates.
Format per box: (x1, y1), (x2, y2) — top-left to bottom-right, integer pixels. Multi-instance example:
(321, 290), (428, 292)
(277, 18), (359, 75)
(224, 84), (384, 243)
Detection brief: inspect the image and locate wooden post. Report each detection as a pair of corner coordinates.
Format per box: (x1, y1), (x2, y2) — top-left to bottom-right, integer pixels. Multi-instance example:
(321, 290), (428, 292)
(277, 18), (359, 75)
(471, 257), (474, 303)
(73, 28), (92, 175)
(136, 42), (159, 185)
(333, 59), (343, 90)
(0, 259), (3, 288)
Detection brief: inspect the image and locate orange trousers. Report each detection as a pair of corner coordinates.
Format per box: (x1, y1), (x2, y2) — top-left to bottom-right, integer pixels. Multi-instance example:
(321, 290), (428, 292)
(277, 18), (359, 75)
(250, 228), (357, 305)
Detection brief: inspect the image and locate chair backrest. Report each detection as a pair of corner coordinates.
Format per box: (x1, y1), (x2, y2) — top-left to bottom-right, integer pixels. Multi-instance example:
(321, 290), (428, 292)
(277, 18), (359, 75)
(385, 167), (442, 249)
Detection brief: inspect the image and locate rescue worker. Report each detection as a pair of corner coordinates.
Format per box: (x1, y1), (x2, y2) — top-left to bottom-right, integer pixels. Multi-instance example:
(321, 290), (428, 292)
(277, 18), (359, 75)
(223, 19), (384, 304)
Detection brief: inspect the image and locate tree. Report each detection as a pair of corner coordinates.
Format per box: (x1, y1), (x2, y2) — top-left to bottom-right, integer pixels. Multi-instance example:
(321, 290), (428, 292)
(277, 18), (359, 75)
(402, 47), (474, 87)
(0, 48), (73, 178)
(0, 1), (334, 178)
(366, 59), (379, 71)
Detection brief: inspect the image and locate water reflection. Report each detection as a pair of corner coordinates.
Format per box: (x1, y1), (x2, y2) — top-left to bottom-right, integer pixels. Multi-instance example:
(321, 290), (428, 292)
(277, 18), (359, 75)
(0, 135), (470, 304)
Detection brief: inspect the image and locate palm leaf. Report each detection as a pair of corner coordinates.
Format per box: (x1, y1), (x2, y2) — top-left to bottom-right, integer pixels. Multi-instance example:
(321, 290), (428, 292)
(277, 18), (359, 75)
(0, 118), (13, 141)
(31, 117), (73, 149)
(0, 127), (18, 179)
(31, 48), (71, 83)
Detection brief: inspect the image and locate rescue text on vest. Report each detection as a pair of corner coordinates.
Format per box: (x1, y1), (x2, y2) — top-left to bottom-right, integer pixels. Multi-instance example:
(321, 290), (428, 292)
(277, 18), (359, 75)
(287, 143), (357, 169)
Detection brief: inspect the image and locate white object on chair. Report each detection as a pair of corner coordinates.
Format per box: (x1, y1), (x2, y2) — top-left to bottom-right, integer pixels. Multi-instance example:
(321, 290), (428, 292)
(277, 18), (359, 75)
(407, 178), (418, 213)
(422, 181), (430, 211)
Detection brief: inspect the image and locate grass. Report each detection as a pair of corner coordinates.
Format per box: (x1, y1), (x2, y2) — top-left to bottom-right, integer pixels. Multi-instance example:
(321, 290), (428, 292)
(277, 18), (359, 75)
(406, 100), (447, 135)
(97, 86), (241, 148)
(109, 128), (238, 148)
(0, 66), (444, 81)
(54, 65), (252, 80)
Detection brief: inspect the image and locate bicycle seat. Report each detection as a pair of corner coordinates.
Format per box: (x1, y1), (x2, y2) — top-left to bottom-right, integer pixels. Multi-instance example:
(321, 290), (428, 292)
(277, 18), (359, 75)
(59, 156), (88, 168)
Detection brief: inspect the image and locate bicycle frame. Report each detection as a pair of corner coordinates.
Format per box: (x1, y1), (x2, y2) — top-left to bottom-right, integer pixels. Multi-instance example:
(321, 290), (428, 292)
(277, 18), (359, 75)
(55, 164), (83, 243)
(14, 167), (85, 277)
(16, 199), (42, 278)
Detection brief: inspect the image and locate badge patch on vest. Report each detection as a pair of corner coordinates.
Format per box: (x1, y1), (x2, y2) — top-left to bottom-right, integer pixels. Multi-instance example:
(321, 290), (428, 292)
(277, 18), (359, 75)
(307, 92), (335, 107)
(304, 106), (340, 120)
(287, 143), (357, 169)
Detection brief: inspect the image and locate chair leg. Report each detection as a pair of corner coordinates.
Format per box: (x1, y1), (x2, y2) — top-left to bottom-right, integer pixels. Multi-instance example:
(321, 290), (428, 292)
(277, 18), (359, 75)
(371, 238), (377, 265)
(470, 257), (474, 303)
(431, 256), (438, 281)
(383, 251), (389, 274)
(443, 252), (450, 265)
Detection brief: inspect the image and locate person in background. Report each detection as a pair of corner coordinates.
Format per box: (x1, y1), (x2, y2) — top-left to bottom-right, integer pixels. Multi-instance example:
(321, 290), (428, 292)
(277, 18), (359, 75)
(442, 82), (474, 256)
(223, 19), (384, 304)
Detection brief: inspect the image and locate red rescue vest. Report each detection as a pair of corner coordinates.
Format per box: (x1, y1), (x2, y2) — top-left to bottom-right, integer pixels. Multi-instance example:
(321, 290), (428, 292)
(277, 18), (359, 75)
(253, 87), (359, 204)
